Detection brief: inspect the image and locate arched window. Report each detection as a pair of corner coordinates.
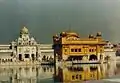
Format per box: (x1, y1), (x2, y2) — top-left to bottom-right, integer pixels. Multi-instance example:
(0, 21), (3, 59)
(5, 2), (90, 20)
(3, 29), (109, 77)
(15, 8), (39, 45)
(11, 59), (12, 62)
(89, 54), (97, 60)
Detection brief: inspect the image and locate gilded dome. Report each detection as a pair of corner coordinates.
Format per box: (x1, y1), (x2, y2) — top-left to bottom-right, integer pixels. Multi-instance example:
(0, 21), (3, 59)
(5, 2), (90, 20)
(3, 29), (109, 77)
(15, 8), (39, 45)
(20, 26), (29, 34)
(89, 34), (94, 38)
(60, 32), (67, 37)
(66, 31), (79, 37)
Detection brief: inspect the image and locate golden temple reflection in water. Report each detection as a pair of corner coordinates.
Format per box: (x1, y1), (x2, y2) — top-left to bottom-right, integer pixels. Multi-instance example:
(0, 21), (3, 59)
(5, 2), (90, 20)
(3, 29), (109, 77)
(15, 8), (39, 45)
(54, 62), (117, 83)
(0, 62), (118, 83)
(53, 31), (107, 63)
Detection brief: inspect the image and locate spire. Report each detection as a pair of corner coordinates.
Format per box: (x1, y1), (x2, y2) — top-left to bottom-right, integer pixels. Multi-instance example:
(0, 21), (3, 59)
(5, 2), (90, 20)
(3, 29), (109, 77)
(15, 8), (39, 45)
(20, 26), (29, 34)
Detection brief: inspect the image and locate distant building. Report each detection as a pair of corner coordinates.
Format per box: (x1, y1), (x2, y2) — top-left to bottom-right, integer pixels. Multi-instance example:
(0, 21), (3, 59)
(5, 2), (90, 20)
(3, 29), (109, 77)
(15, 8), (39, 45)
(0, 65), (54, 83)
(116, 43), (120, 56)
(0, 26), (54, 64)
(104, 41), (116, 61)
(53, 31), (107, 63)
(10, 27), (41, 61)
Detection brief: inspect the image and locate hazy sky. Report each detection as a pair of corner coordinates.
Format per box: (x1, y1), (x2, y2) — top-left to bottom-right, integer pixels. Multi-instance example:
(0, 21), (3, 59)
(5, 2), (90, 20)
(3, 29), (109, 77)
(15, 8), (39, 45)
(0, 0), (120, 44)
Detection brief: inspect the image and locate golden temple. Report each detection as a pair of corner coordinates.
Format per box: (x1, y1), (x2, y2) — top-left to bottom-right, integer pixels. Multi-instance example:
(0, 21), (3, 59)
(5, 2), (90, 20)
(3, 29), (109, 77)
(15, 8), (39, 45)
(53, 31), (107, 63)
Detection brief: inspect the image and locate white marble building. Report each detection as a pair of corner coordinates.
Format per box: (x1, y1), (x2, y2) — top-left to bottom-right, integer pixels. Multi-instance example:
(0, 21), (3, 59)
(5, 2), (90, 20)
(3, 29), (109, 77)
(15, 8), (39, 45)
(104, 41), (116, 61)
(10, 27), (41, 62)
(0, 26), (54, 63)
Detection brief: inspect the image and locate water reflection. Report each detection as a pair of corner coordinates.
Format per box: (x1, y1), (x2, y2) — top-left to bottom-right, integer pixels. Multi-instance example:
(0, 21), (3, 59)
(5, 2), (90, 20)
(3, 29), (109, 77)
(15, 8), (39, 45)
(0, 62), (119, 83)
(54, 62), (117, 83)
(0, 65), (54, 83)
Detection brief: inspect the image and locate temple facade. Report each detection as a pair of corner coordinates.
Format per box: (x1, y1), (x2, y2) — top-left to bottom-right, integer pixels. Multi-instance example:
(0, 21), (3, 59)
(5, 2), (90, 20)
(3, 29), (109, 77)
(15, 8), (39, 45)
(10, 27), (41, 62)
(0, 26), (54, 64)
(53, 31), (107, 62)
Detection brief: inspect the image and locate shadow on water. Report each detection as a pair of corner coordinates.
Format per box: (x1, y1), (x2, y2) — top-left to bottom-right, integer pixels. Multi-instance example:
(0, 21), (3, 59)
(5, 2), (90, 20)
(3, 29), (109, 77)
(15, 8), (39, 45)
(0, 61), (119, 83)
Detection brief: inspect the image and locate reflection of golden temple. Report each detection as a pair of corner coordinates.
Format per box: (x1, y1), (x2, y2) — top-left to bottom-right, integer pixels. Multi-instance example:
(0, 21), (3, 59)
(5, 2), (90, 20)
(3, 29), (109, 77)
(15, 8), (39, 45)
(53, 31), (107, 63)
(54, 64), (107, 82)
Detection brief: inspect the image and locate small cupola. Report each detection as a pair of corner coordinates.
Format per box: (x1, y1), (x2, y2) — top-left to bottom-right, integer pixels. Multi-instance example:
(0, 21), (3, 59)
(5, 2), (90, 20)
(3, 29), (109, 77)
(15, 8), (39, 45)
(20, 26), (29, 34)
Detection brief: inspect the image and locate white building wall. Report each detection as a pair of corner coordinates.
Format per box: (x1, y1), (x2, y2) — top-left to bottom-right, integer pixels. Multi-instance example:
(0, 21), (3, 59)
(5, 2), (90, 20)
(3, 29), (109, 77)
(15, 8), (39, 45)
(105, 51), (116, 61)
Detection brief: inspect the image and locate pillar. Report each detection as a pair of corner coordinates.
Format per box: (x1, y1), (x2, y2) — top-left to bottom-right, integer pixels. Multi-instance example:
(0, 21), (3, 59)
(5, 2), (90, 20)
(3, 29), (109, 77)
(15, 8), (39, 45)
(97, 53), (101, 61)
(97, 55), (100, 61)
(30, 54), (32, 61)
(22, 53), (25, 61)
(62, 55), (68, 61)
(83, 55), (88, 61)
(55, 54), (58, 63)
(88, 55), (90, 61)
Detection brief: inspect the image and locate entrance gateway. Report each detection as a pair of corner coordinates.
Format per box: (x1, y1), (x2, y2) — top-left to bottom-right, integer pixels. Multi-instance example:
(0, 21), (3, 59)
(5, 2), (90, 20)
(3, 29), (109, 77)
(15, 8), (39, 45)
(25, 54), (29, 58)
(10, 26), (42, 62)
(31, 54), (35, 60)
(19, 54), (22, 61)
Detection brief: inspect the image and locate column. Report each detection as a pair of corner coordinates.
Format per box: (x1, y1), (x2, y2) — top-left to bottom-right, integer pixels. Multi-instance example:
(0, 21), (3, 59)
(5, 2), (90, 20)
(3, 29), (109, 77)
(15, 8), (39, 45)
(29, 54), (31, 61)
(88, 55), (90, 61)
(22, 53), (24, 61)
(97, 55), (100, 61)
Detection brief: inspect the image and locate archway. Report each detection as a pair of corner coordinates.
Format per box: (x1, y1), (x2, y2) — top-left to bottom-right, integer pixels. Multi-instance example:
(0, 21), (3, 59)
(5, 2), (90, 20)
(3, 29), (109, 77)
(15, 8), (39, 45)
(2, 59), (5, 63)
(42, 55), (46, 61)
(31, 54), (35, 61)
(49, 56), (53, 62)
(68, 56), (83, 61)
(19, 54), (22, 61)
(11, 59), (12, 62)
(89, 54), (97, 60)
(25, 54), (29, 58)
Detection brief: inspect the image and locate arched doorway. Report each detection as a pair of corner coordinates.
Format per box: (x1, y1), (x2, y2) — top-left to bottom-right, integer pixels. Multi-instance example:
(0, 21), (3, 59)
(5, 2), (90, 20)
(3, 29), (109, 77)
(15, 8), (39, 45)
(68, 56), (83, 61)
(19, 54), (22, 61)
(31, 54), (35, 61)
(89, 54), (97, 61)
(25, 54), (29, 58)
(42, 55), (46, 61)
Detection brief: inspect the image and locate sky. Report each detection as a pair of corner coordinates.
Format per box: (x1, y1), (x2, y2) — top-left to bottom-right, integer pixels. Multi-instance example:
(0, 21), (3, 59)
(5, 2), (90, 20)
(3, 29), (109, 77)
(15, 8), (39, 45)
(0, 0), (120, 44)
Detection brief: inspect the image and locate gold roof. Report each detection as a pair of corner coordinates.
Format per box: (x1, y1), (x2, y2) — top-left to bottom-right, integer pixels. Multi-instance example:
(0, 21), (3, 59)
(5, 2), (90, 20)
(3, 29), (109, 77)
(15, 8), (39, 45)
(59, 31), (79, 37)
(66, 31), (79, 37)
(20, 26), (29, 34)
